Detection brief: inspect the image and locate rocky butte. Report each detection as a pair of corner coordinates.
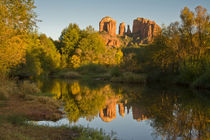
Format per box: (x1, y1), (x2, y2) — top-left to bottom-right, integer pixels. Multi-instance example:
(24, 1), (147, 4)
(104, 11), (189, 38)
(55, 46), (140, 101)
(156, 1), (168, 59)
(99, 16), (121, 47)
(99, 16), (116, 36)
(132, 17), (161, 43)
(119, 22), (125, 36)
(99, 16), (161, 47)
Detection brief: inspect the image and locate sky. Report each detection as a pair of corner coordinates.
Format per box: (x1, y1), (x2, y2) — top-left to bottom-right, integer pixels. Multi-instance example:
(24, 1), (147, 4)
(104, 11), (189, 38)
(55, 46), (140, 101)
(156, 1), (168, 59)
(34, 0), (210, 40)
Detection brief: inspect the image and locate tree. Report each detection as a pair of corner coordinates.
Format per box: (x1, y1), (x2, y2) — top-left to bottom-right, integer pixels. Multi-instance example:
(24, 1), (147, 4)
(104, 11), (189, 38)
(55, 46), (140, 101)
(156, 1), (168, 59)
(76, 33), (106, 65)
(152, 6), (210, 84)
(59, 24), (81, 59)
(14, 34), (61, 77)
(194, 6), (210, 58)
(0, 0), (37, 75)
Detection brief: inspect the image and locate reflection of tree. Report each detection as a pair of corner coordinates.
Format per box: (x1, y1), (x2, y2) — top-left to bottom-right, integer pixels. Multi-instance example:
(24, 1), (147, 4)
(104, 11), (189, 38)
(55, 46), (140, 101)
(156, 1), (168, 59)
(40, 80), (122, 123)
(117, 85), (210, 139)
(62, 82), (109, 122)
(140, 90), (210, 140)
(37, 79), (210, 139)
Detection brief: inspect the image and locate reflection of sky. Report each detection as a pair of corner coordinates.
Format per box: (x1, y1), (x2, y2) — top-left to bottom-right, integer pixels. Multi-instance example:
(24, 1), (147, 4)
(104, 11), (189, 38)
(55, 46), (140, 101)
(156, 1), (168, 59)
(36, 105), (161, 140)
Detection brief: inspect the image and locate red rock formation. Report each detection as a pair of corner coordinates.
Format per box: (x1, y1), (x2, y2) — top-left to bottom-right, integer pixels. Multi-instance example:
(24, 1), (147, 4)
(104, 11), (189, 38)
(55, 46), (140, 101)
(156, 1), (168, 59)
(99, 16), (117, 36)
(100, 34), (121, 48)
(132, 17), (160, 43)
(127, 25), (132, 35)
(119, 22), (125, 36)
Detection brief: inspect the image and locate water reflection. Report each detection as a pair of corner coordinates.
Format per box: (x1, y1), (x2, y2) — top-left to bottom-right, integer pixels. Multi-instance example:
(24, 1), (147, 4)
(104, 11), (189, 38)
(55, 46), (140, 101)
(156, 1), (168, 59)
(37, 79), (210, 140)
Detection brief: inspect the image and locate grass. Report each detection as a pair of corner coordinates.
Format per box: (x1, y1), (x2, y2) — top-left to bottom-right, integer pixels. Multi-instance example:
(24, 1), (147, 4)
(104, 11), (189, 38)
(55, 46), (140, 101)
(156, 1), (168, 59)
(76, 64), (108, 75)
(0, 78), (19, 99)
(0, 121), (113, 140)
(110, 72), (147, 84)
(0, 77), (113, 140)
(192, 70), (210, 89)
(6, 114), (28, 125)
(53, 69), (81, 79)
(77, 127), (112, 140)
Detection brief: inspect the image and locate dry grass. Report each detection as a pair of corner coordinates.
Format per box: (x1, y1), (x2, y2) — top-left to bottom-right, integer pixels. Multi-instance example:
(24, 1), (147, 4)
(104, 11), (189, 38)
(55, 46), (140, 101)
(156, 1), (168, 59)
(0, 78), (112, 140)
(0, 78), (62, 121)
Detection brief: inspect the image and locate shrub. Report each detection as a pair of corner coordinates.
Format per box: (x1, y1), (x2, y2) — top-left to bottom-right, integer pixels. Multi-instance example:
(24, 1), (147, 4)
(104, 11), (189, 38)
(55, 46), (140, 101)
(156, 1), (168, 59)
(110, 67), (121, 77)
(19, 81), (40, 95)
(192, 70), (210, 89)
(77, 127), (112, 140)
(178, 62), (203, 84)
(6, 114), (27, 125)
(111, 72), (147, 84)
(61, 71), (81, 79)
(77, 64), (107, 74)
(0, 78), (19, 99)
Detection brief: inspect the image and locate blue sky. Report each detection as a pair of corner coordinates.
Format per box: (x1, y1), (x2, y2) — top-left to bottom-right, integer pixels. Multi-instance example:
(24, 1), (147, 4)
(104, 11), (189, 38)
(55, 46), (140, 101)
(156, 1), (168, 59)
(34, 0), (210, 40)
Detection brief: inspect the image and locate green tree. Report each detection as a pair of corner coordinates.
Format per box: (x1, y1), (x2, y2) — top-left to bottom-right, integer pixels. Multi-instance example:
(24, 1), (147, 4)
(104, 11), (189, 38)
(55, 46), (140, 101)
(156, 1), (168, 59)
(14, 34), (61, 77)
(59, 24), (81, 60)
(0, 0), (37, 75)
(152, 6), (210, 84)
(77, 33), (106, 65)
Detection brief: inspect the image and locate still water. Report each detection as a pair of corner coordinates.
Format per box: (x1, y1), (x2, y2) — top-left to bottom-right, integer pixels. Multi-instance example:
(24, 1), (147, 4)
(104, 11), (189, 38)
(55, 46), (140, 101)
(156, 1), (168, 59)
(35, 79), (210, 140)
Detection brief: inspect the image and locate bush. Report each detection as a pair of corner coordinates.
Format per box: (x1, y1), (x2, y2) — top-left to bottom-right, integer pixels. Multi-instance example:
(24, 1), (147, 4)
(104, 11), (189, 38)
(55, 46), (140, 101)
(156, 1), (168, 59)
(192, 70), (210, 89)
(0, 78), (41, 99)
(77, 64), (107, 74)
(111, 72), (147, 84)
(110, 67), (121, 77)
(178, 62), (203, 85)
(55, 70), (81, 79)
(19, 81), (40, 95)
(0, 78), (19, 99)
(6, 114), (27, 125)
(76, 127), (112, 140)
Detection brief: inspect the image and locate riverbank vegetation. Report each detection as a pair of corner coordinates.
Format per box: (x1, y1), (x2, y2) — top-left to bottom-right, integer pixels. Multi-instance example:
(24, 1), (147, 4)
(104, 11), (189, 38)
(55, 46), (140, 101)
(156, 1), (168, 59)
(1, 1), (209, 89)
(0, 0), (209, 139)
(0, 0), (113, 139)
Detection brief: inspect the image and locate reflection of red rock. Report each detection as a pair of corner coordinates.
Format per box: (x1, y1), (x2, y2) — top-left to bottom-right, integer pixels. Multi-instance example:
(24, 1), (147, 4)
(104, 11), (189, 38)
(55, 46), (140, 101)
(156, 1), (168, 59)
(99, 102), (116, 122)
(132, 17), (160, 43)
(99, 16), (116, 36)
(132, 106), (148, 122)
(118, 103), (125, 117)
(126, 105), (131, 114)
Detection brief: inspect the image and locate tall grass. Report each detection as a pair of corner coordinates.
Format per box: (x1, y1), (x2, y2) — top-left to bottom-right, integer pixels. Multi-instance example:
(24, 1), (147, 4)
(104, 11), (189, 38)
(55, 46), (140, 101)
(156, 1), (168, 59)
(192, 70), (210, 89)
(110, 72), (147, 84)
(77, 64), (107, 74)
(0, 78), (40, 100)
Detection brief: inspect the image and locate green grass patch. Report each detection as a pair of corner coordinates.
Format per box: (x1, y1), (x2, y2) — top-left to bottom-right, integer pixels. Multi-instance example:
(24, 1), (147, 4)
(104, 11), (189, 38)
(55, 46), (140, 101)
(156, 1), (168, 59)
(6, 114), (28, 125)
(111, 72), (147, 84)
(53, 70), (81, 79)
(77, 64), (108, 75)
(192, 70), (210, 89)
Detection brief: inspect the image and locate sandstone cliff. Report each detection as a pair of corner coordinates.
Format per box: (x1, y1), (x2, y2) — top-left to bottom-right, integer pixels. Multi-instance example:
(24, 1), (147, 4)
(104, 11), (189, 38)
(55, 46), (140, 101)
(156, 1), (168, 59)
(126, 25), (132, 35)
(132, 17), (160, 43)
(119, 22), (125, 36)
(99, 16), (121, 47)
(100, 33), (121, 47)
(99, 16), (117, 36)
(99, 16), (160, 47)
